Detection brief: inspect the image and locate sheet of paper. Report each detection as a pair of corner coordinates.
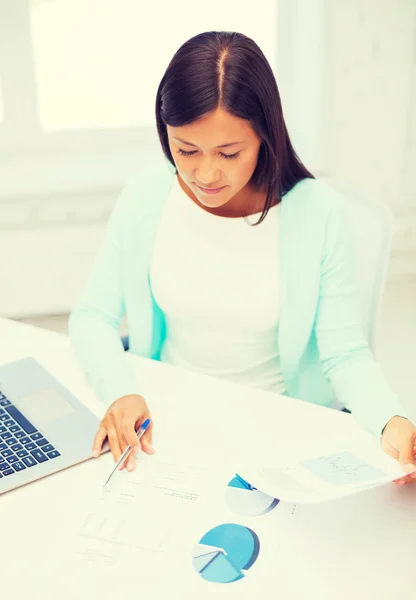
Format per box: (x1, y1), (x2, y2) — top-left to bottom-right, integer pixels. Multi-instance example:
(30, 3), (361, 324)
(48, 455), (299, 598)
(238, 434), (413, 504)
(56, 455), (230, 578)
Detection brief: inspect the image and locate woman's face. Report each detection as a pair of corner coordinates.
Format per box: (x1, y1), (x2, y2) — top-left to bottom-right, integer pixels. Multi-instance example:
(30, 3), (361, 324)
(166, 106), (263, 211)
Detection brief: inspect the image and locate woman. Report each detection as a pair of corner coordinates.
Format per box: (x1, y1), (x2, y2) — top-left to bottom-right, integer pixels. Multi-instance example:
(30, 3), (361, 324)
(69, 31), (416, 484)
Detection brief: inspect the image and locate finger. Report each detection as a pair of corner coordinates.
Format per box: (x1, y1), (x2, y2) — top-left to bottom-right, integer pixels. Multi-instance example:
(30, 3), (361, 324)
(123, 420), (142, 450)
(107, 427), (122, 463)
(125, 438), (140, 471)
(140, 423), (155, 455)
(394, 474), (413, 486)
(92, 425), (107, 457)
(398, 436), (416, 472)
(120, 422), (141, 470)
(120, 445), (135, 472)
(117, 432), (131, 471)
(126, 457), (136, 472)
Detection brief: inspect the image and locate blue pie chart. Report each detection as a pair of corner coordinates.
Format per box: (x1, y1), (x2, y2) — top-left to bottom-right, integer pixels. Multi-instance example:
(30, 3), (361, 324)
(192, 523), (260, 584)
(225, 475), (280, 517)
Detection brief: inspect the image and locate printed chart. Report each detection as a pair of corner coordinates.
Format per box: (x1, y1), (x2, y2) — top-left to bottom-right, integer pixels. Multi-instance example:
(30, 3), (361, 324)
(192, 523), (260, 584)
(225, 475), (280, 517)
(301, 451), (386, 486)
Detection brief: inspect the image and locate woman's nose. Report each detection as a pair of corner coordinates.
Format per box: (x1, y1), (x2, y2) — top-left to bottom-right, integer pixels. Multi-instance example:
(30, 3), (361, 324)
(196, 162), (220, 185)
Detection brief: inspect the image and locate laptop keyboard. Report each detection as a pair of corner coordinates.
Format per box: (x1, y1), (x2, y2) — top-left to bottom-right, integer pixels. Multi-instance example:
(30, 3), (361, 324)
(0, 390), (61, 479)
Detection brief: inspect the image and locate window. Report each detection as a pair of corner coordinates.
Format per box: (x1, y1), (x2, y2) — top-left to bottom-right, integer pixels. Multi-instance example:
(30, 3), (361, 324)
(0, 0), (327, 196)
(29, 0), (278, 132)
(0, 0), (279, 194)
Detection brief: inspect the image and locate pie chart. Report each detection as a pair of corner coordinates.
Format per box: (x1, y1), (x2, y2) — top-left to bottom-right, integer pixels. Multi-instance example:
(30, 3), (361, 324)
(225, 475), (280, 517)
(192, 524), (260, 584)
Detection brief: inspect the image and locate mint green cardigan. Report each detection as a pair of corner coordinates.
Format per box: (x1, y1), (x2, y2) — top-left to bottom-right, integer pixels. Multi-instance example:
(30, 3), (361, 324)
(68, 159), (407, 438)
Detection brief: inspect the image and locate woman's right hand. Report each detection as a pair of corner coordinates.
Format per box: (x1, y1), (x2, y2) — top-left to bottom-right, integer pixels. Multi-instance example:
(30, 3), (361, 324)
(92, 394), (154, 471)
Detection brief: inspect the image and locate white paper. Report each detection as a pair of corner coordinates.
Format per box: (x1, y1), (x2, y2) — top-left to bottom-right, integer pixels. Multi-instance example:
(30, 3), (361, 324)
(59, 455), (229, 577)
(238, 434), (414, 504)
(47, 455), (298, 598)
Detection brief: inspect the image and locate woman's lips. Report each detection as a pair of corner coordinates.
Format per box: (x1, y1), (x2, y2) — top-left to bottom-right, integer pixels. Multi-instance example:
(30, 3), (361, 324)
(196, 185), (225, 195)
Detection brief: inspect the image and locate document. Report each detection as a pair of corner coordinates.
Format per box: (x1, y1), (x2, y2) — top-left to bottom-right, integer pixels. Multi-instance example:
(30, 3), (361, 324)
(238, 433), (413, 504)
(57, 455), (230, 579)
(50, 454), (295, 597)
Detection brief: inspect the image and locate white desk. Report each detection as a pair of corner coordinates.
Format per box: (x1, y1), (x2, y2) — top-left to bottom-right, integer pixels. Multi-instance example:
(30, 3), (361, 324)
(1, 317), (414, 599)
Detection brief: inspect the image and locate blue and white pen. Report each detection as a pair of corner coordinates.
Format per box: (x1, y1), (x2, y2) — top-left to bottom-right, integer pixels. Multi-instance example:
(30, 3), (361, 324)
(103, 418), (151, 489)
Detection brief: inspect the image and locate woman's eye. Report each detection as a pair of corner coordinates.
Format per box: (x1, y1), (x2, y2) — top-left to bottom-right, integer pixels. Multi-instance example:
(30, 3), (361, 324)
(221, 152), (240, 160)
(177, 149), (197, 157)
(177, 149), (240, 160)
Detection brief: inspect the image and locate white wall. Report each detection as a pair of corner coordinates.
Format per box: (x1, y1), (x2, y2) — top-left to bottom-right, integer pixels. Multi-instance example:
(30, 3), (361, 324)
(324, 0), (416, 282)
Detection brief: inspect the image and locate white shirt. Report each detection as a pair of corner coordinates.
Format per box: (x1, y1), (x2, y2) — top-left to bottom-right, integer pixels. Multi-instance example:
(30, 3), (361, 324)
(150, 175), (286, 395)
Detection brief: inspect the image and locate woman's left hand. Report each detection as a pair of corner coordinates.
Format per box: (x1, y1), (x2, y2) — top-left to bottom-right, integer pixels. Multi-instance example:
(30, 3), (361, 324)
(381, 416), (416, 485)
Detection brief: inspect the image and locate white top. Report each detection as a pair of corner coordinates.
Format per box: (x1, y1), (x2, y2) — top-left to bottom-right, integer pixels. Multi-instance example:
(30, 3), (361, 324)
(150, 175), (286, 395)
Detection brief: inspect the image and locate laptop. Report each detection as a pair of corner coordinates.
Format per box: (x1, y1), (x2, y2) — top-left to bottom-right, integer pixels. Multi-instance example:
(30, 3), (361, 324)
(0, 356), (109, 495)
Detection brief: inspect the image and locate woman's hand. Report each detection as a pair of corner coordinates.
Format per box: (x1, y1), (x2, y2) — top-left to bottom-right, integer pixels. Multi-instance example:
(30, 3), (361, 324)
(381, 416), (416, 485)
(92, 394), (154, 471)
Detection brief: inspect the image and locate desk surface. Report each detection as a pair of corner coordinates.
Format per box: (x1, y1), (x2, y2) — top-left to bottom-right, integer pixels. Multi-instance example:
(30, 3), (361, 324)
(0, 317), (414, 599)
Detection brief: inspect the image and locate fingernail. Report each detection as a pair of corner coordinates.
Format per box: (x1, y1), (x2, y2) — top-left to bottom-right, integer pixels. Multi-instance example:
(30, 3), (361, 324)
(92, 449), (99, 457)
(399, 480), (406, 486)
(404, 463), (415, 473)
(127, 462), (133, 471)
(134, 446), (141, 453)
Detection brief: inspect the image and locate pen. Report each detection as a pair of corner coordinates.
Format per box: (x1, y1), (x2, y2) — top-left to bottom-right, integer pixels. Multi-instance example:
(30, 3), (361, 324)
(103, 418), (151, 489)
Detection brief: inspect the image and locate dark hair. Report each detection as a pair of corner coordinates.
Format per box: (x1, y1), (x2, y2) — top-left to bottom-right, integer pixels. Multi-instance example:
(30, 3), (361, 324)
(155, 31), (314, 224)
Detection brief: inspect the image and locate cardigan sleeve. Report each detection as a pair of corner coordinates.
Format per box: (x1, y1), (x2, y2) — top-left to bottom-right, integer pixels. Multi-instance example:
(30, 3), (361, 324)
(68, 177), (141, 406)
(314, 199), (410, 438)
